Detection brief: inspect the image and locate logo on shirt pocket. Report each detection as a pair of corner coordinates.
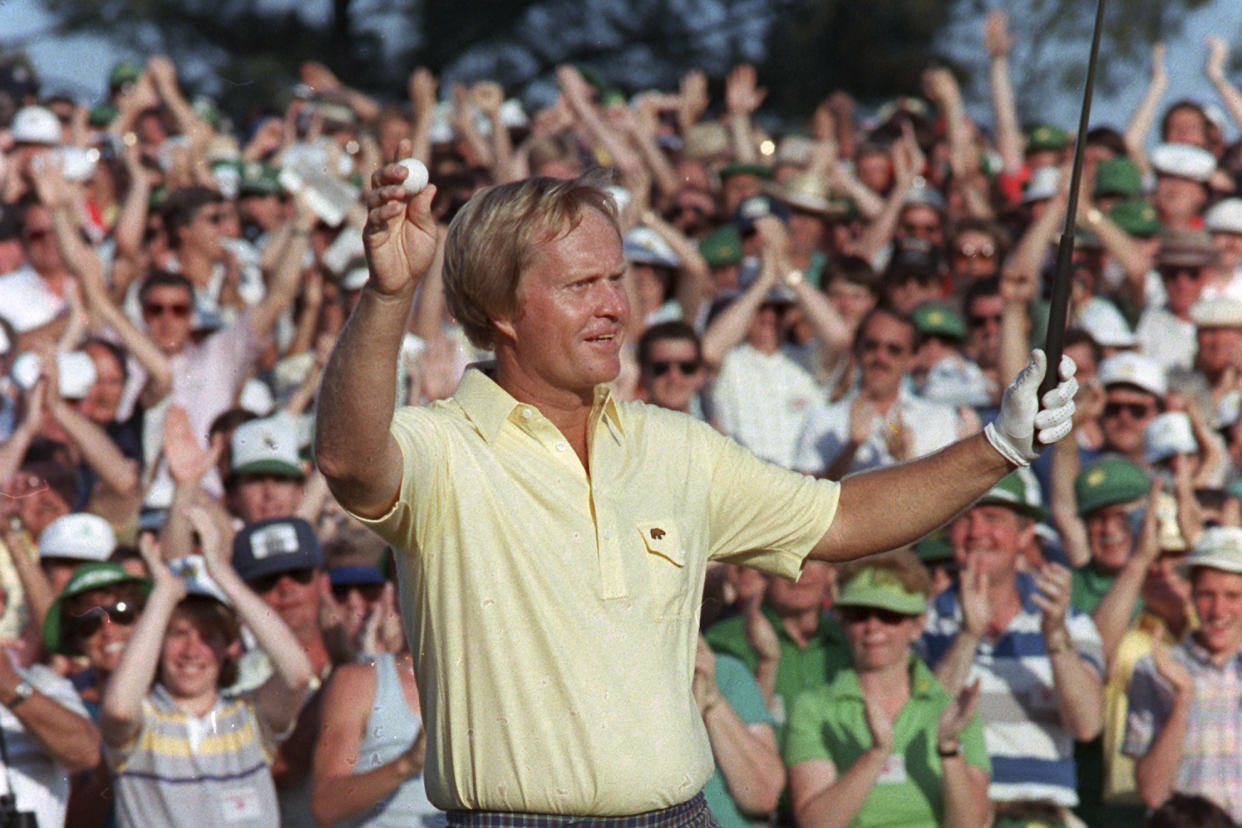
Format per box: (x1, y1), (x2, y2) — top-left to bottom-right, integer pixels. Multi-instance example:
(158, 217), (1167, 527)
(636, 520), (693, 620)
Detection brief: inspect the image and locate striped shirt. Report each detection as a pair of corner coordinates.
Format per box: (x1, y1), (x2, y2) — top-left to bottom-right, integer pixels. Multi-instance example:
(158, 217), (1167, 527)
(106, 684), (281, 828)
(1122, 638), (1242, 822)
(917, 573), (1105, 806)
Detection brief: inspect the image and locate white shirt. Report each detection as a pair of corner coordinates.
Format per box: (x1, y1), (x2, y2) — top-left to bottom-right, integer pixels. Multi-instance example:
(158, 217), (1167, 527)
(795, 387), (960, 475)
(709, 344), (825, 470)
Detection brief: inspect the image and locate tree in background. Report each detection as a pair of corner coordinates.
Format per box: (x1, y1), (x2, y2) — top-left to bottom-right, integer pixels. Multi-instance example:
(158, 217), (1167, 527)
(22, 0), (1234, 127)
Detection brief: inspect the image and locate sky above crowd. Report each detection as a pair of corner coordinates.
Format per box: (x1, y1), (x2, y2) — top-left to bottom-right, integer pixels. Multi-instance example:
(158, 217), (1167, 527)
(0, 0), (1240, 146)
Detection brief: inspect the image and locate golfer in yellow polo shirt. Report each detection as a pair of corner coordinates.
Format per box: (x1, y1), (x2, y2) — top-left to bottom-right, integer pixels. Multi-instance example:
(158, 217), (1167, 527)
(314, 164), (1078, 826)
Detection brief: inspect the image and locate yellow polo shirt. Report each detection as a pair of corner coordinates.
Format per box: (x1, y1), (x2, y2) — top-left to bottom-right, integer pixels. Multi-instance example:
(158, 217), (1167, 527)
(350, 368), (838, 815)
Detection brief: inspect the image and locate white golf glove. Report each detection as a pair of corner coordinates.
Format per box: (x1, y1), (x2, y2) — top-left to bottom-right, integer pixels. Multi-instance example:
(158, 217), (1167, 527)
(984, 349), (1077, 466)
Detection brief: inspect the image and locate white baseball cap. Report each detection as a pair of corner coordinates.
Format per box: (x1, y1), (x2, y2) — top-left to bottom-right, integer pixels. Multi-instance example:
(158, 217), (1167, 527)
(1144, 411), (1196, 464)
(1150, 143), (1216, 183)
(38, 513), (116, 561)
(10, 106), (60, 146)
(1098, 352), (1167, 397)
(1182, 526), (1242, 575)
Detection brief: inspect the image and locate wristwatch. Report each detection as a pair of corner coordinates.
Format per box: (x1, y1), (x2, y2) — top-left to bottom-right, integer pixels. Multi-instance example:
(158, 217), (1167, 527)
(6, 680), (33, 710)
(784, 269), (805, 288)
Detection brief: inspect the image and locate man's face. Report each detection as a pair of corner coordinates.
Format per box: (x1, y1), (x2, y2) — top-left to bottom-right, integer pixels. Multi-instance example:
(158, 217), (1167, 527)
(1192, 567), (1242, 657)
(178, 201), (227, 258)
(331, 580), (385, 646)
(239, 194), (288, 233)
(142, 284), (194, 355)
(826, 279), (876, 329)
(1211, 231), (1242, 271)
(78, 342), (126, 424)
(897, 205), (943, 248)
(857, 312), (913, 401)
(950, 505), (1029, 587)
(787, 210), (825, 253)
(1101, 386), (1159, 457)
(1165, 107), (1208, 147)
(229, 473), (304, 523)
(765, 561), (832, 616)
(494, 209), (628, 400)
(20, 204), (65, 277)
(1159, 265), (1207, 317)
(1196, 326), (1242, 378)
(1155, 176), (1206, 223)
(746, 302), (788, 354)
(722, 173), (763, 214)
(856, 151), (892, 195)
(641, 337), (704, 413)
(966, 294), (1003, 369)
(160, 612), (226, 700)
(668, 190), (715, 236)
(248, 567), (323, 636)
(951, 230), (999, 280)
(1084, 503), (1136, 572)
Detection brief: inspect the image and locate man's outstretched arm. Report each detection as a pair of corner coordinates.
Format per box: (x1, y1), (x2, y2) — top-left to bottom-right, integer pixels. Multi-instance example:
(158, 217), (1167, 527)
(315, 156), (438, 519)
(812, 350), (1076, 562)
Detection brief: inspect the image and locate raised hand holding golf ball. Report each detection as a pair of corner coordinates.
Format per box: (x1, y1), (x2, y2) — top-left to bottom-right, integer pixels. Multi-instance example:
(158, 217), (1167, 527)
(397, 158), (429, 194)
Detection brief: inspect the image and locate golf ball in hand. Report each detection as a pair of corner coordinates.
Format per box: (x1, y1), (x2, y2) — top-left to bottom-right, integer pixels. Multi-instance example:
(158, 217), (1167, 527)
(397, 158), (429, 194)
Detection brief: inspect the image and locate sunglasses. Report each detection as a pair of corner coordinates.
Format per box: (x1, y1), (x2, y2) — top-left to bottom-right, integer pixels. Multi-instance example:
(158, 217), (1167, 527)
(838, 605), (912, 626)
(247, 567), (316, 593)
(70, 600), (139, 639)
(331, 582), (385, 603)
(142, 302), (192, 318)
(1103, 401), (1155, 419)
(649, 360), (700, 377)
(955, 241), (997, 259)
(967, 313), (1002, 329)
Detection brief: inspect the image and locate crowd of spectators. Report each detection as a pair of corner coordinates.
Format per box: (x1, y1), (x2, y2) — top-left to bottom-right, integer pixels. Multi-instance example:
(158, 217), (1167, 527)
(4, 7), (1242, 827)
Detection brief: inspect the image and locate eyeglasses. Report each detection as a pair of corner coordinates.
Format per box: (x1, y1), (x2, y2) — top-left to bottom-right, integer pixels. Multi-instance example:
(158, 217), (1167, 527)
(1103, 401), (1155, 419)
(70, 600), (139, 639)
(954, 241), (997, 260)
(838, 605), (912, 626)
(967, 313), (1002, 329)
(649, 360), (700, 377)
(247, 567), (316, 593)
(142, 302), (192, 318)
(330, 582), (385, 603)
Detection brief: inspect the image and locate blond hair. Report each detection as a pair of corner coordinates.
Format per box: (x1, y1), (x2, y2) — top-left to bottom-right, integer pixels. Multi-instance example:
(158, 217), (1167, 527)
(442, 170), (620, 350)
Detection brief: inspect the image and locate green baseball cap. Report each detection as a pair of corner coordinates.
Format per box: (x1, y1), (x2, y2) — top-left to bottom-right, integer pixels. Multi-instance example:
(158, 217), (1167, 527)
(1108, 199), (1160, 238)
(238, 161), (283, 197)
(1026, 124), (1069, 152)
(914, 533), (954, 565)
(699, 224), (743, 268)
(1075, 457), (1151, 516)
(43, 562), (151, 656)
(835, 565), (928, 615)
(1093, 157), (1143, 198)
(108, 62), (143, 93)
(719, 161), (772, 181)
(976, 470), (1046, 520)
(911, 302), (966, 341)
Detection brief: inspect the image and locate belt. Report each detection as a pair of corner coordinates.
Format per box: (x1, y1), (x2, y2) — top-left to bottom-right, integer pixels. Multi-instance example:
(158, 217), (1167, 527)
(447, 792), (718, 828)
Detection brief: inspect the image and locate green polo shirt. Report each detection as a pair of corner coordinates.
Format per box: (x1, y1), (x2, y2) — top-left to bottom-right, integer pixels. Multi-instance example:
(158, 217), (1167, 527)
(704, 608), (851, 729)
(784, 656), (990, 828)
(1071, 559), (1144, 616)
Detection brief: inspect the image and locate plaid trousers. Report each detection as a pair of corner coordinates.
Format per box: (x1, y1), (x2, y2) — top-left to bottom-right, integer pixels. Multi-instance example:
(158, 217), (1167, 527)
(446, 792), (719, 828)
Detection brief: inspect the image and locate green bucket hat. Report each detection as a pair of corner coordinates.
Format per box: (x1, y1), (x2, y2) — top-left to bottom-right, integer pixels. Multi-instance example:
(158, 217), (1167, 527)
(1093, 157), (1143, 198)
(911, 302), (966, 341)
(976, 470), (1046, 520)
(699, 224), (743, 268)
(835, 566), (928, 615)
(1075, 457), (1151, 516)
(43, 562), (151, 656)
